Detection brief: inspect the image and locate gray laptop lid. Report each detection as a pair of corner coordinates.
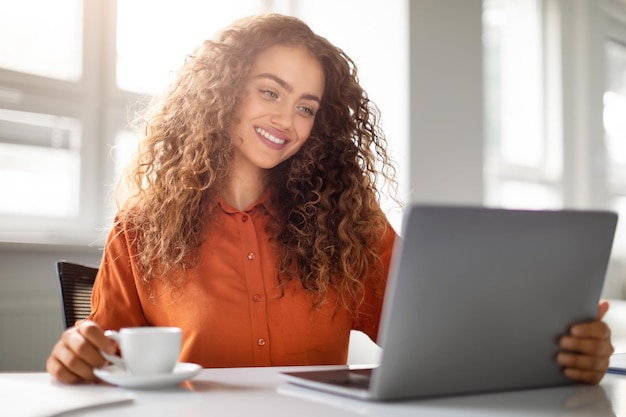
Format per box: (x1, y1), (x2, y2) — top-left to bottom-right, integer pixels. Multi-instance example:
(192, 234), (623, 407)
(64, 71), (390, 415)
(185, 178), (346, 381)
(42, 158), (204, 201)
(281, 205), (617, 401)
(371, 205), (617, 400)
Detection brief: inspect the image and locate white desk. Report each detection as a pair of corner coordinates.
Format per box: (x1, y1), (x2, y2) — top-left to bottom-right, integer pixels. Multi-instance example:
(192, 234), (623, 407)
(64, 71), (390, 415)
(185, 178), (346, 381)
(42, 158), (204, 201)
(0, 300), (622, 416)
(1, 366), (624, 417)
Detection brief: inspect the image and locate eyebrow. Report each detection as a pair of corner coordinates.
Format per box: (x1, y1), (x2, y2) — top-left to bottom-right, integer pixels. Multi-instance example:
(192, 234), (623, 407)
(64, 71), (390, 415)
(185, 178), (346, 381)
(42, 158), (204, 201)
(253, 73), (322, 104)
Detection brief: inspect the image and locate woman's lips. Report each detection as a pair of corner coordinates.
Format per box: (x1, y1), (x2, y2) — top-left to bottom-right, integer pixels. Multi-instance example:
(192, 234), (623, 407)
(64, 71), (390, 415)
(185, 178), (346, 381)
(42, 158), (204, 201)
(255, 126), (289, 148)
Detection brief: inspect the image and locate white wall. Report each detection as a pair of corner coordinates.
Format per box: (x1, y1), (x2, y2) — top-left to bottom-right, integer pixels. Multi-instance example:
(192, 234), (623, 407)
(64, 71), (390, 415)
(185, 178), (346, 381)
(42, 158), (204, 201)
(408, 0), (484, 205)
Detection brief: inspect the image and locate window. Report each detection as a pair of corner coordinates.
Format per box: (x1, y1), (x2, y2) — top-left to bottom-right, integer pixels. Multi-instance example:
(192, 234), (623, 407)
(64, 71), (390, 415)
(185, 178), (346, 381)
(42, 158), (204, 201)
(0, 0), (408, 243)
(115, 0), (263, 95)
(483, 0), (562, 210)
(0, 109), (81, 217)
(0, 0), (83, 81)
(605, 39), (626, 258)
(0, 0), (95, 242)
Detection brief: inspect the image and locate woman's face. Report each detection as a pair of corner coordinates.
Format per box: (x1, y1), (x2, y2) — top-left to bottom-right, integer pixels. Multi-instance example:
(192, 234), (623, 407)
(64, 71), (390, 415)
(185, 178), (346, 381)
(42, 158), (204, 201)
(230, 44), (325, 174)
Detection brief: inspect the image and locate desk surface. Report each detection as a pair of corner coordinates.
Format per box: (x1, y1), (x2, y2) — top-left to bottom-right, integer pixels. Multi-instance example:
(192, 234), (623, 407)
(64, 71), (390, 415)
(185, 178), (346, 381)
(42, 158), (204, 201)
(1, 366), (624, 417)
(1, 299), (623, 416)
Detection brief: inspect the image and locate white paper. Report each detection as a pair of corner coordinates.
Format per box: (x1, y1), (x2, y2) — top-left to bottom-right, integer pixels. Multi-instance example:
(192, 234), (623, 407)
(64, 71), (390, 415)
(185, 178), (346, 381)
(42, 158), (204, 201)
(0, 375), (133, 417)
(608, 353), (625, 373)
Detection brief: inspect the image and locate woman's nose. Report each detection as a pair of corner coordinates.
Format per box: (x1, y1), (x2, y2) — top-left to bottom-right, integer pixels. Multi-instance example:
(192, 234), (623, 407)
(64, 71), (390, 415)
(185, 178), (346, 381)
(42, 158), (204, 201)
(270, 102), (294, 130)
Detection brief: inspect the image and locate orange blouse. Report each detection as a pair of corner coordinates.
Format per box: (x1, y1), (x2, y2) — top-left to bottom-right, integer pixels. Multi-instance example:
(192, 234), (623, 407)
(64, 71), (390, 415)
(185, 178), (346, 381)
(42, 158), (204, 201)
(88, 194), (398, 367)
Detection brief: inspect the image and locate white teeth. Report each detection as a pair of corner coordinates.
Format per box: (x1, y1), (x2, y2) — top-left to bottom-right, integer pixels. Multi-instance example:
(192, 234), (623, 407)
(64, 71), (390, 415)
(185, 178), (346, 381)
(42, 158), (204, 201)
(255, 127), (286, 145)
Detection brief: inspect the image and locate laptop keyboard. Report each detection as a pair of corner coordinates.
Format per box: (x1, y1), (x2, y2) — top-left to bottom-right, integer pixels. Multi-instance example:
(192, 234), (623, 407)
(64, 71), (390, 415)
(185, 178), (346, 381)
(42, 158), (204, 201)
(329, 368), (372, 389)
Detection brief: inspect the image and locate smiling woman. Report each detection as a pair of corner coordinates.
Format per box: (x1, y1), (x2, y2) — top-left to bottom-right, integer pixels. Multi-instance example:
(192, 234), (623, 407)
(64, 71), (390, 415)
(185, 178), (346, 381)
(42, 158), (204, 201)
(112, 0), (409, 229)
(46, 13), (402, 383)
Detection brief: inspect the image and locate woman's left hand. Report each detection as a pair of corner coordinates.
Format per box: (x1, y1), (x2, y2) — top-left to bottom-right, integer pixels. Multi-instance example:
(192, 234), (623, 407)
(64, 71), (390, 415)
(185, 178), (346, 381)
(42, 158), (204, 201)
(557, 300), (614, 384)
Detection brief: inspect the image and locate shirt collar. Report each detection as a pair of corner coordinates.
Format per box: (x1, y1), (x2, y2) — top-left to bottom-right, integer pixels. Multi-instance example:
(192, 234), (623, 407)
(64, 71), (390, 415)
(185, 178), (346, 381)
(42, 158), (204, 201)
(214, 189), (278, 219)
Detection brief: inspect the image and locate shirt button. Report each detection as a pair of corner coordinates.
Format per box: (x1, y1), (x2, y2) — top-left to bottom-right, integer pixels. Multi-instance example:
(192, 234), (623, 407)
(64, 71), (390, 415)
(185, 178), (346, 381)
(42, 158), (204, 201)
(247, 252), (255, 260)
(257, 338), (266, 346)
(241, 215), (249, 222)
(253, 294), (262, 302)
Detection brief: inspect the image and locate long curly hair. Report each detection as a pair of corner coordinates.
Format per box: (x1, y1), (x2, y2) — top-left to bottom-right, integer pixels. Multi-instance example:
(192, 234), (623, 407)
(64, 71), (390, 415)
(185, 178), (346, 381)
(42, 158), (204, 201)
(117, 13), (399, 312)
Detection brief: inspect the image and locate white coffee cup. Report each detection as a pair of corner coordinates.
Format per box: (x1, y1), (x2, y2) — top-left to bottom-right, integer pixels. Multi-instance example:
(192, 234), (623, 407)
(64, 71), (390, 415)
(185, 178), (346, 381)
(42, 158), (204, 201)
(101, 327), (182, 376)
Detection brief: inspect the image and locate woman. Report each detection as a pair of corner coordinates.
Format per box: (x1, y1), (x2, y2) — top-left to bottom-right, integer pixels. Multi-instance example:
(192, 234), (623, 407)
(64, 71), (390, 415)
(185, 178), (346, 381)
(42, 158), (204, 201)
(47, 14), (614, 385)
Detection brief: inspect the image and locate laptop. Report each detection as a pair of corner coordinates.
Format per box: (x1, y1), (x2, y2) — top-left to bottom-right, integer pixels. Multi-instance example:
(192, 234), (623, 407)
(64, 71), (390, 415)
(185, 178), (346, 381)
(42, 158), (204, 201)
(281, 204), (618, 401)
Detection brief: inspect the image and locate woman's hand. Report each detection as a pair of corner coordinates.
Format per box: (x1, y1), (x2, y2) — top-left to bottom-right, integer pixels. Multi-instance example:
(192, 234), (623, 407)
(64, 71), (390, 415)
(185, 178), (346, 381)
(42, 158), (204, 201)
(557, 300), (614, 385)
(46, 320), (116, 384)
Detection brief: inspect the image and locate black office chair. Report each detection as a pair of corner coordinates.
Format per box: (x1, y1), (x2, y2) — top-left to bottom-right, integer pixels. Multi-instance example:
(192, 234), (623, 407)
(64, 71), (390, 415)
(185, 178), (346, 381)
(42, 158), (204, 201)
(56, 260), (99, 329)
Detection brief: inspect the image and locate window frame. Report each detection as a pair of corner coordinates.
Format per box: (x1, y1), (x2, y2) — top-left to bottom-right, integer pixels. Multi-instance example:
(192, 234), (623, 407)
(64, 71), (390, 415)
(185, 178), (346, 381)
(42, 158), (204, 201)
(483, 0), (564, 210)
(0, 1), (106, 243)
(602, 2), (626, 196)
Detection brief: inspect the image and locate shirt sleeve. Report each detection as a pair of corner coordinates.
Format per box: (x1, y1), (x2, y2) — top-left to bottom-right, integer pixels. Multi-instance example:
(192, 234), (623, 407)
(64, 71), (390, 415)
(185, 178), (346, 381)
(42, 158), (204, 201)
(88, 219), (149, 330)
(353, 220), (399, 342)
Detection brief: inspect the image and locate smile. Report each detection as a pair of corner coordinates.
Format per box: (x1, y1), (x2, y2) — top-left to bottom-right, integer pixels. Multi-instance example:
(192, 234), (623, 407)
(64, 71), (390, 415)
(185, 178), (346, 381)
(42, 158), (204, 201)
(255, 127), (286, 145)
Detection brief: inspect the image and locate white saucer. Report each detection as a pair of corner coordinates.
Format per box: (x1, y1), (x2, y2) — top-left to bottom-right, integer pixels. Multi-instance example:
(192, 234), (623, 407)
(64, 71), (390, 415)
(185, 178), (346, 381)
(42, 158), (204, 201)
(94, 362), (202, 389)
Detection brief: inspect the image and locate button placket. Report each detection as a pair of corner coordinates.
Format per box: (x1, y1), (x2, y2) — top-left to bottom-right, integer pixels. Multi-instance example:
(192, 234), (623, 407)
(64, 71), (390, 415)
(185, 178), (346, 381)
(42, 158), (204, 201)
(237, 210), (271, 365)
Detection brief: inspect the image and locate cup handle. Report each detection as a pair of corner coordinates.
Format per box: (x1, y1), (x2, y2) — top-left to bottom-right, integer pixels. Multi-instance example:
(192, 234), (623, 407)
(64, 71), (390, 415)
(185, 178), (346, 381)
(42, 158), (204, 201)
(100, 330), (126, 371)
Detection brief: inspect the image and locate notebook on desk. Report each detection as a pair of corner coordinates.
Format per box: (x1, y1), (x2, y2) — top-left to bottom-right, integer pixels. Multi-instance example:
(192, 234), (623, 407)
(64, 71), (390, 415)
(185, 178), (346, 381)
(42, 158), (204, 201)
(609, 353), (626, 375)
(281, 204), (618, 401)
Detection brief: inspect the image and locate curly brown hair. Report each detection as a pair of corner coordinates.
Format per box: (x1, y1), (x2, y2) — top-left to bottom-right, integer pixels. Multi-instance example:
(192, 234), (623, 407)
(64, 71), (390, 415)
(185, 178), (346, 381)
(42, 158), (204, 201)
(118, 13), (399, 312)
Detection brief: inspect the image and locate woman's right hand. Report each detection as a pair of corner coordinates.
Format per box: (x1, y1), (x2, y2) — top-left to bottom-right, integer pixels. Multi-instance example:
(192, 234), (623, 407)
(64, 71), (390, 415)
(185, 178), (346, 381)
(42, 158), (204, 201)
(46, 320), (117, 384)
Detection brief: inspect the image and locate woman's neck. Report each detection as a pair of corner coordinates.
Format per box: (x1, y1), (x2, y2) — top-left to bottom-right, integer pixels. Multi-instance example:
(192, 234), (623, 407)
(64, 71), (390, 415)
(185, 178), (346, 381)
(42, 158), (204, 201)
(221, 157), (268, 211)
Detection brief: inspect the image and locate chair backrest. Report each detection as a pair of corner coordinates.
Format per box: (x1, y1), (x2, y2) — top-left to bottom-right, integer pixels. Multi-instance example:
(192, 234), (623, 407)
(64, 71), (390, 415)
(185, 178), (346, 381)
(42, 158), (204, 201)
(56, 260), (98, 329)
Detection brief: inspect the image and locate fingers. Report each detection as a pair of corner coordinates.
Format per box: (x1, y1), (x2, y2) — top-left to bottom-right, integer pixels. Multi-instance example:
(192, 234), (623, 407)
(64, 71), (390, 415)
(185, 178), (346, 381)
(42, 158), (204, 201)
(557, 352), (610, 384)
(46, 338), (96, 384)
(78, 321), (117, 355)
(558, 316), (615, 385)
(570, 319), (612, 340)
(596, 300), (610, 321)
(561, 327), (613, 357)
(46, 321), (114, 384)
(46, 341), (82, 384)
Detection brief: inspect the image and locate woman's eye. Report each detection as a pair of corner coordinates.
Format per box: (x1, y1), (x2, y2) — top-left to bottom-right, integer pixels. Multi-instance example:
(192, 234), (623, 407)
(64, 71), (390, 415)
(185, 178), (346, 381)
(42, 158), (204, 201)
(262, 89), (278, 98)
(298, 106), (315, 116)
